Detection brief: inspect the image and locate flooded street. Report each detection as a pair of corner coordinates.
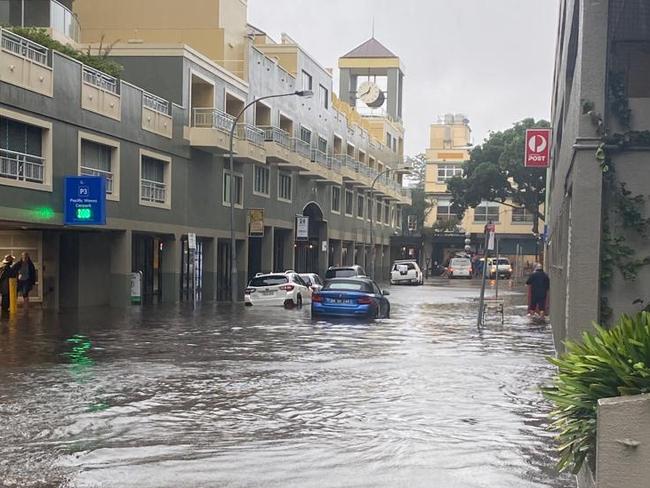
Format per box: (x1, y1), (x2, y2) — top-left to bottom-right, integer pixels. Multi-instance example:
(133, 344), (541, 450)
(0, 280), (573, 488)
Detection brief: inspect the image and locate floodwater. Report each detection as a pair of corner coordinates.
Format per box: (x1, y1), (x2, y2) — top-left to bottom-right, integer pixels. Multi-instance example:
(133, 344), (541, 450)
(0, 279), (574, 488)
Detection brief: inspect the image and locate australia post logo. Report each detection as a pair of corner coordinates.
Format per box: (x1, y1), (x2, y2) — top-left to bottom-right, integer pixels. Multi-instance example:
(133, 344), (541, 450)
(524, 128), (552, 168)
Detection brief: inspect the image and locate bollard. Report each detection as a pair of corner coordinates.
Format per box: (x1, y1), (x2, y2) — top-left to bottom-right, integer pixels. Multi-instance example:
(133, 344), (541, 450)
(8, 277), (17, 314)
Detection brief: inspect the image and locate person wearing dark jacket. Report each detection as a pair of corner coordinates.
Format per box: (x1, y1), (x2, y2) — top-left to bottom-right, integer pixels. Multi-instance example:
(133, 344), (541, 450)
(0, 254), (15, 314)
(14, 252), (36, 309)
(526, 264), (550, 318)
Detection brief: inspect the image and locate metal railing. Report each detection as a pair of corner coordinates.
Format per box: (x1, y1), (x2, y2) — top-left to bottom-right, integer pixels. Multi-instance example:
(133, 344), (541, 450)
(143, 92), (170, 115)
(140, 179), (166, 204)
(261, 126), (291, 149)
(337, 154), (358, 171)
(0, 29), (49, 66)
(311, 149), (328, 167)
(328, 156), (342, 172)
(0, 148), (45, 183)
(236, 124), (265, 147)
(291, 138), (312, 159)
(80, 166), (113, 194)
(192, 108), (235, 133)
(82, 66), (119, 94)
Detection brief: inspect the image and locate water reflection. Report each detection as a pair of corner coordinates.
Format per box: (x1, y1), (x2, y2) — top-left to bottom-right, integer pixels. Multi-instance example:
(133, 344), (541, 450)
(0, 281), (573, 488)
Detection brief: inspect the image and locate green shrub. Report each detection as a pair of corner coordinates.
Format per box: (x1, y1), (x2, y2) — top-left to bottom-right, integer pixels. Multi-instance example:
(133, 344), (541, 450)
(8, 27), (123, 78)
(543, 312), (650, 474)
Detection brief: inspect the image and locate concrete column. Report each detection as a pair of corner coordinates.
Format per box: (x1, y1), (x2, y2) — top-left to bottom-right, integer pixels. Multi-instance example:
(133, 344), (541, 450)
(41, 231), (61, 310)
(261, 226), (274, 274)
(202, 237), (218, 302)
(236, 239), (247, 300)
(161, 235), (181, 304)
(318, 222), (329, 278)
(283, 232), (294, 273)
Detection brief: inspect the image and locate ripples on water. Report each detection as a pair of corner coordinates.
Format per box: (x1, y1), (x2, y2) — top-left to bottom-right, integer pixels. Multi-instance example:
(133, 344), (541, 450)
(0, 280), (574, 488)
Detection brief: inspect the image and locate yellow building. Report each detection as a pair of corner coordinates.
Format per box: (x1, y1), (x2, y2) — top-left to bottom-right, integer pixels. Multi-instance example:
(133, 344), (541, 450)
(424, 115), (539, 268)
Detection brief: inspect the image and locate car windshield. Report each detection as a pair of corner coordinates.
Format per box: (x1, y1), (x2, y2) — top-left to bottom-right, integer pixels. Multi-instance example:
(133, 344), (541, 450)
(495, 259), (510, 265)
(323, 281), (373, 292)
(450, 258), (471, 267)
(325, 269), (357, 278)
(249, 275), (288, 287)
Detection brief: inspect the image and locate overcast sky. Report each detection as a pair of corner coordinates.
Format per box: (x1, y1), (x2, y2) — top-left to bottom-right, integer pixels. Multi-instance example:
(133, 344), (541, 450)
(248, 0), (559, 156)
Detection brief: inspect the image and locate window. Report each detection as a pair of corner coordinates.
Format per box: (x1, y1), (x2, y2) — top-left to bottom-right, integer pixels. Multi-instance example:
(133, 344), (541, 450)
(140, 150), (171, 208)
(384, 201), (390, 224)
(301, 70), (313, 91)
(357, 194), (364, 218)
(396, 207), (403, 229)
(331, 186), (341, 213)
(253, 165), (270, 196)
(80, 137), (118, 197)
(278, 171), (292, 202)
(376, 199), (382, 223)
(437, 164), (464, 182)
(512, 206), (536, 224)
(473, 202), (500, 223)
(318, 136), (328, 153)
(345, 189), (354, 216)
(300, 126), (312, 144)
(0, 116), (45, 185)
(223, 171), (243, 207)
(319, 84), (329, 109)
(386, 133), (392, 148)
(436, 199), (459, 222)
(367, 197), (372, 221)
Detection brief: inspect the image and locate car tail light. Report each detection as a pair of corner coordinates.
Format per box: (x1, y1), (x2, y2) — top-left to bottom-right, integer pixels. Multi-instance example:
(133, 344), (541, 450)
(245, 288), (255, 294)
(312, 293), (323, 302)
(415, 271), (419, 278)
(279, 284), (295, 292)
(357, 296), (373, 305)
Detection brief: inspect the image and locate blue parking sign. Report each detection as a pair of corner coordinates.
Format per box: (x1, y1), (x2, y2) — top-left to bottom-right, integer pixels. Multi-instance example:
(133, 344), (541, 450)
(64, 176), (106, 225)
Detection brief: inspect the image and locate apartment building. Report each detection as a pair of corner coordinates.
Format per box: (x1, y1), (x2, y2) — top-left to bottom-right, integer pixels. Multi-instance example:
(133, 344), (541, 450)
(0, 0), (410, 308)
(424, 115), (539, 268)
(547, 0), (650, 350)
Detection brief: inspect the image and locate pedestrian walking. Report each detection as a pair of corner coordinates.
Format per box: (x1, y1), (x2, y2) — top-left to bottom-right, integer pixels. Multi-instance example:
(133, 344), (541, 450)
(526, 263), (550, 319)
(0, 254), (15, 314)
(13, 252), (36, 309)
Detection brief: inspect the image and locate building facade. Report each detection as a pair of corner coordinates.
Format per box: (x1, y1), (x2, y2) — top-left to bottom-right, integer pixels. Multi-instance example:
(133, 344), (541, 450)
(547, 0), (650, 350)
(424, 115), (538, 269)
(0, 0), (411, 309)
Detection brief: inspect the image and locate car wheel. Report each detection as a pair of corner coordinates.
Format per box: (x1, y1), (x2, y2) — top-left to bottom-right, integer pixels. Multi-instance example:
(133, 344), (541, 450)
(284, 299), (293, 308)
(296, 294), (303, 308)
(245, 302), (253, 307)
(385, 304), (391, 318)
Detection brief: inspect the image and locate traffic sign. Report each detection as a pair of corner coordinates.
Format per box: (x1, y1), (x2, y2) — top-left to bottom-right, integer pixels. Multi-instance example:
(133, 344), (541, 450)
(524, 128), (552, 168)
(64, 176), (106, 225)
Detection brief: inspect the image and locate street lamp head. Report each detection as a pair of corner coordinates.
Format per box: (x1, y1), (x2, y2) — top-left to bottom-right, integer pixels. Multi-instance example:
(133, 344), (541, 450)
(295, 90), (314, 98)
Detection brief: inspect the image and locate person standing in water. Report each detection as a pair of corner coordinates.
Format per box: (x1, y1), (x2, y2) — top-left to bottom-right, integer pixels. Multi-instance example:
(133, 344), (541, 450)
(526, 263), (550, 318)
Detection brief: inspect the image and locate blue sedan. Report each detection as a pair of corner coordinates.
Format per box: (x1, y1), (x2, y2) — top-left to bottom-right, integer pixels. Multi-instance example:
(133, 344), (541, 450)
(311, 277), (391, 319)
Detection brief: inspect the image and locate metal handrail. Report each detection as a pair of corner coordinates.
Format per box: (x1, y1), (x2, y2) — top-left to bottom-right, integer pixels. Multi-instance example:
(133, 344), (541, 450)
(236, 124), (265, 147)
(291, 138), (311, 159)
(0, 29), (49, 66)
(192, 107), (235, 132)
(80, 166), (114, 193)
(328, 156), (342, 171)
(82, 66), (119, 94)
(143, 92), (170, 115)
(0, 148), (45, 183)
(336, 154), (358, 171)
(261, 126), (291, 149)
(311, 149), (328, 167)
(140, 179), (166, 204)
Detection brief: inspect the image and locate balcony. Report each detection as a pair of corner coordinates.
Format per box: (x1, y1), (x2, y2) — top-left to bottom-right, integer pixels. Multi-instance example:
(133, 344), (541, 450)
(81, 66), (121, 120)
(140, 179), (167, 205)
(0, 148), (45, 184)
(310, 149), (341, 184)
(233, 124), (265, 163)
(142, 92), (172, 139)
(0, 28), (53, 97)
(0, 1), (80, 44)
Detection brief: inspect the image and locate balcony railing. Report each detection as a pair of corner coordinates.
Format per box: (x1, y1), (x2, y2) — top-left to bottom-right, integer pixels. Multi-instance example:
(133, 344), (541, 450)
(328, 156), (342, 172)
(291, 138), (312, 159)
(337, 154), (358, 171)
(143, 92), (170, 115)
(0, 148), (45, 183)
(82, 66), (119, 94)
(261, 126), (291, 149)
(311, 149), (328, 167)
(141, 179), (166, 204)
(80, 166), (113, 194)
(192, 108), (235, 133)
(0, 29), (49, 66)
(235, 124), (264, 147)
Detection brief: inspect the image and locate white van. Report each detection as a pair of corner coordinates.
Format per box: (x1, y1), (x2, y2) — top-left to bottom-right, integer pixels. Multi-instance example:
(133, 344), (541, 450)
(448, 257), (472, 279)
(390, 260), (423, 285)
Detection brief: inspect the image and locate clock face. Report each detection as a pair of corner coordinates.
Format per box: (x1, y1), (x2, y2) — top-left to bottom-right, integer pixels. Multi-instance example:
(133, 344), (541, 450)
(358, 81), (384, 107)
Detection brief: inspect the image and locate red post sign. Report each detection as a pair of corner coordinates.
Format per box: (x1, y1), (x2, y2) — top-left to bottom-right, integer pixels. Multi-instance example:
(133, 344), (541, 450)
(524, 128), (552, 168)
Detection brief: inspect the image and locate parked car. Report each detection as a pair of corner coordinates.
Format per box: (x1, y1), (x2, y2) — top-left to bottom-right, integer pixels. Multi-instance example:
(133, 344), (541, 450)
(245, 272), (311, 308)
(448, 257), (472, 279)
(324, 265), (366, 279)
(299, 273), (324, 293)
(311, 277), (390, 319)
(390, 260), (423, 285)
(488, 258), (513, 279)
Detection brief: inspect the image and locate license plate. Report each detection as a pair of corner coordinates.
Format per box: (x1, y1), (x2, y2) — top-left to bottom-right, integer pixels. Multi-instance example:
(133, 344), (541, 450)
(262, 289), (274, 296)
(329, 298), (351, 304)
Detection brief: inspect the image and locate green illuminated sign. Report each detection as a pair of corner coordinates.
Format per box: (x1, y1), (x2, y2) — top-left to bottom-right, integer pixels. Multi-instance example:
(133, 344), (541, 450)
(76, 208), (93, 220)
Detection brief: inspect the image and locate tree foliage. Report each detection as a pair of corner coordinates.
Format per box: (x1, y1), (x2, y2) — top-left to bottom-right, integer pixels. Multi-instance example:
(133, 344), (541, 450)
(447, 118), (549, 234)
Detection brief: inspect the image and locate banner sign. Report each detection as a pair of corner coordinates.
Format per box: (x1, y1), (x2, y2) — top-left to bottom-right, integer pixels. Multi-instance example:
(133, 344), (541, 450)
(296, 216), (309, 240)
(524, 128), (552, 168)
(188, 233), (197, 250)
(248, 209), (264, 237)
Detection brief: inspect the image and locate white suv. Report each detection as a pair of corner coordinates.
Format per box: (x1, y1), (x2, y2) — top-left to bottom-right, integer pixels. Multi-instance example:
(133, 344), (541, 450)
(245, 272), (311, 307)
(390, 260), (423, 285)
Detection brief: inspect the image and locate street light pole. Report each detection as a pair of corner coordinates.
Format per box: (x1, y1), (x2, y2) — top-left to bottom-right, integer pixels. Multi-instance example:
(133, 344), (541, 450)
(227, 90), (312, 303)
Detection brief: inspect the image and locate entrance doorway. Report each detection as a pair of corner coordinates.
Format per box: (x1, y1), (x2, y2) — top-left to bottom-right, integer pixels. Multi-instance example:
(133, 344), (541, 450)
(247, 237), (262, 281)
(181, 238), (203, 302)
(295, 202), (325, 273)
(132, 235), (163, 304)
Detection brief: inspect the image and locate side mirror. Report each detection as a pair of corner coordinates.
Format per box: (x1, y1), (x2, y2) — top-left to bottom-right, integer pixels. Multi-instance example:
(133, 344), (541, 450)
(382, 290), (391, 296)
